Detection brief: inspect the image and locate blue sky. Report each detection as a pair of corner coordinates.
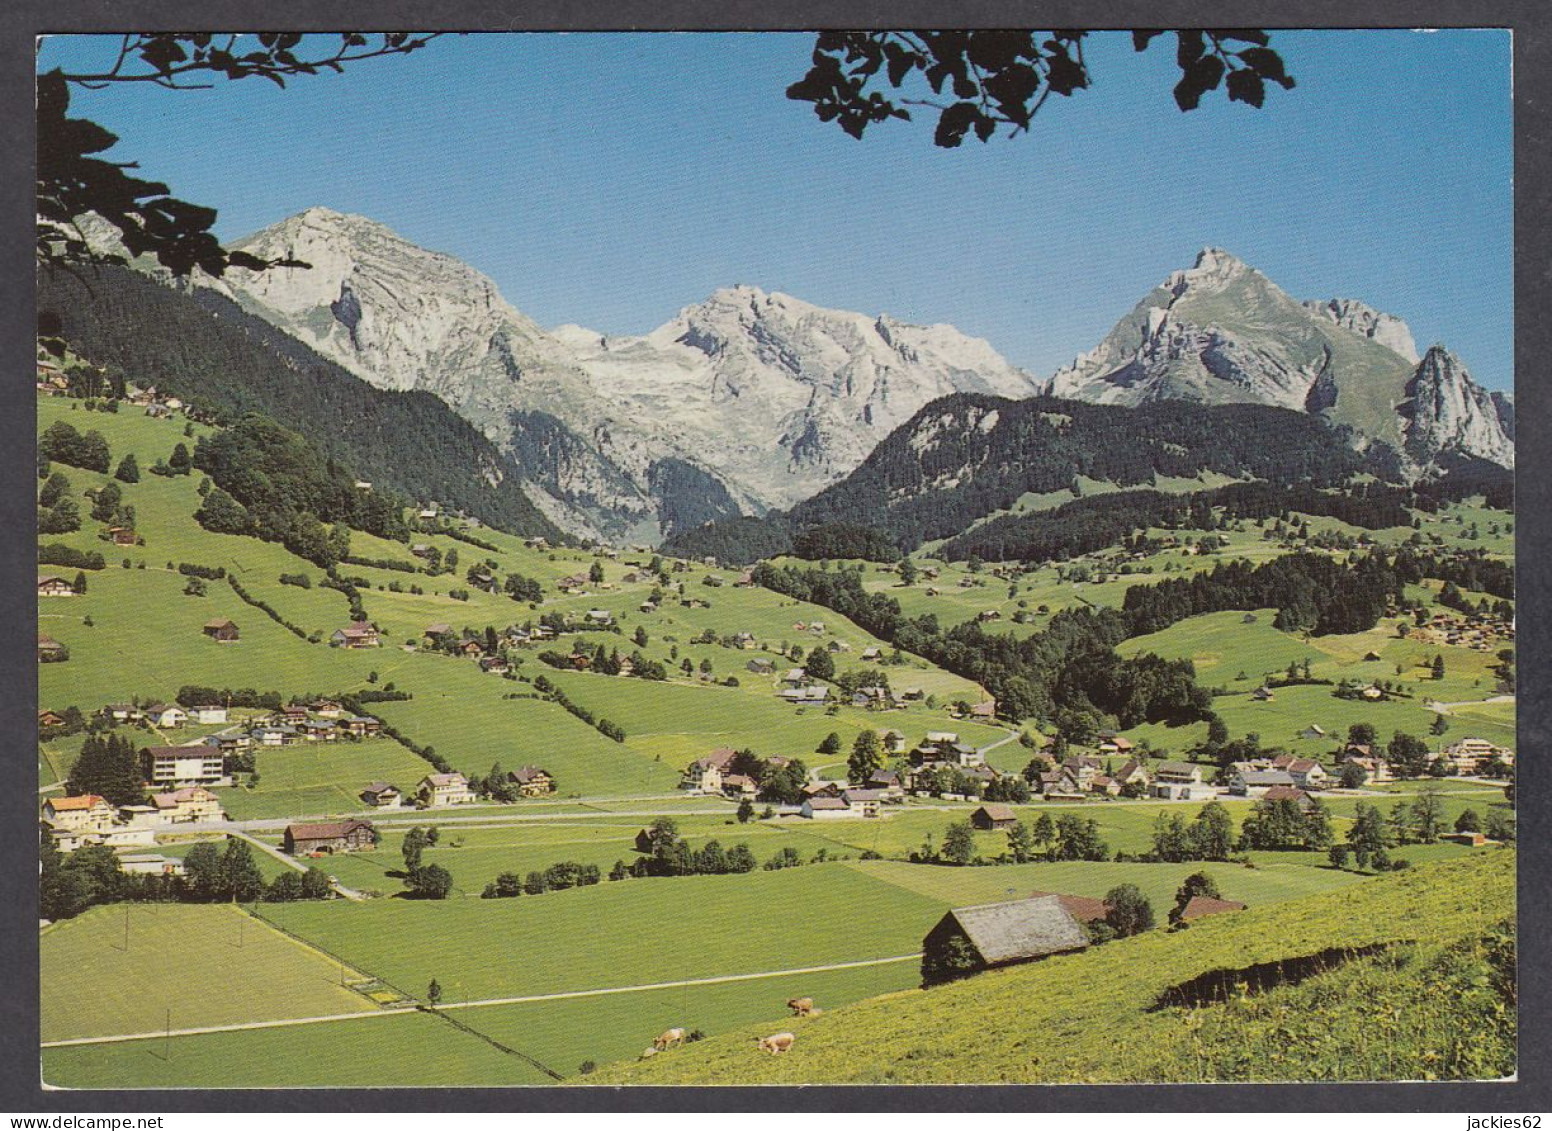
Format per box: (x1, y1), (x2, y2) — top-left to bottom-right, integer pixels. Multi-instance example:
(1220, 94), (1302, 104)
(39, 30), (1513, 389)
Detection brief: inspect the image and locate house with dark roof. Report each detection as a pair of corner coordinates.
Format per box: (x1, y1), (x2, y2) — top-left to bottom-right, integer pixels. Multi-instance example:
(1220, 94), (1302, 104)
(283, 819), (377, 855)
(921, 895), (1089, 984)
(971, 803), (1017, 831)
(360, 782), (403, 808)
(1230, 768), (1297, 798)
(330, 621), (380, 649)
(202, 618), (240, 642)
(508, 766), (555, 797)
(1260, 784), (1314, 810)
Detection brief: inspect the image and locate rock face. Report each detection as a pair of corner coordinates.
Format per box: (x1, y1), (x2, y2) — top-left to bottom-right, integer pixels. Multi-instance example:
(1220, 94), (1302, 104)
(1303, 297), (1420, 363)
(1047, 247), (1512, 473)
(1401, 346), (1516, 469)
(216, 208), (1040, 540)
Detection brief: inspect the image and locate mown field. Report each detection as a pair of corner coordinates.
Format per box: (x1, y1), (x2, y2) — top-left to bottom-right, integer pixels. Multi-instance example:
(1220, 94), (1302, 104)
(593, 851), (1516, 1084)
(40, 903), (375, 1043)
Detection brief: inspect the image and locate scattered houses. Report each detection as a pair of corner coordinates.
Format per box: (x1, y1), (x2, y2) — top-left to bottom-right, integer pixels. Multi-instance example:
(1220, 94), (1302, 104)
(681, 747), (737, 794)
(284, 819), (377, 855)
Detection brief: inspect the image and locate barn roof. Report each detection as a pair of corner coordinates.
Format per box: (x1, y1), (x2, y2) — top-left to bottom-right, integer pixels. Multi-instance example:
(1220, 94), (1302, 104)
(1181, 895), (1247, 920)
(947, 896), (1088, 965)
(974, 803), (1016, 822)
(287, 819), (374, 840)
(1028, 890), (1111, 924)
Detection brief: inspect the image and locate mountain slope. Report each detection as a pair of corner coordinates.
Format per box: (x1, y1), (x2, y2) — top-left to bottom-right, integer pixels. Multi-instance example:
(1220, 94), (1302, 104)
(1047, 248), (1512, 473)
(590, 851), (1514, 1085)
(215, 208), (1040, 539)
(36, 262), (565, 541)
(665, 393), (1372, 563)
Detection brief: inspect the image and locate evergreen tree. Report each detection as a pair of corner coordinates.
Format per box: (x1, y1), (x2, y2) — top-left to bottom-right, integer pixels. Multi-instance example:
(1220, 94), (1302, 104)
(66, 733), (146, 806)
(218, 838), (266, 902)
(114, 453), (140, 483)
(817, 732), (842, 755)
(805, 645), (835, 681)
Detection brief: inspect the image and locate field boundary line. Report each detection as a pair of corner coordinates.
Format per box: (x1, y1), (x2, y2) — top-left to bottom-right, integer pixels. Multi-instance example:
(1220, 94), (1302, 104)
(43, 952), (922, 1048)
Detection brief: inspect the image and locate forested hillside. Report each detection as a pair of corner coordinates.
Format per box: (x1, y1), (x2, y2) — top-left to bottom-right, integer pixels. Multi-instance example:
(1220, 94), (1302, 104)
(38, 264), (564, 541)
(666, 394), (1375, 563)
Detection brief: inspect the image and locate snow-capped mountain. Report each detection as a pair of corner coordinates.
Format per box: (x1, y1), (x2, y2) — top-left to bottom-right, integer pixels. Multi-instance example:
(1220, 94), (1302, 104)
(214, 208), (1041, 539)
(1047, 247), (1512, 472)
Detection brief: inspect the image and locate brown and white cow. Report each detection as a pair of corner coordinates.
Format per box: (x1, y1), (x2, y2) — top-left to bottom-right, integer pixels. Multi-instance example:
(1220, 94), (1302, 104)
(786, 997), (815, 1017)
(757, 1032), (796, 1055)
(653, 1027), (687, 1050)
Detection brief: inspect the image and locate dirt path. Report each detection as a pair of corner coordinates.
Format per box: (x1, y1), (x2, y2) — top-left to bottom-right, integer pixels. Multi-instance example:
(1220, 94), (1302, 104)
(42, 952), (921, 1049)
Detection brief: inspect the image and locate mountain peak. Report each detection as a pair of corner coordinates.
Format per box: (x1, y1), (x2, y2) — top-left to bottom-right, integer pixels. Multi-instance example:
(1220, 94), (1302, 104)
(1304, 297), (1420, 363)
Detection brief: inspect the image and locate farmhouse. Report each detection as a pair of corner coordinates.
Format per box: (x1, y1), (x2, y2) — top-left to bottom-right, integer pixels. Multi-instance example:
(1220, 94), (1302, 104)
(141, 745), (227, 787)
(722, 773), (758, 801)
(143, 704), (188, 728)
(1113, 760), (1151, 789)
(921, 896), (1088, 984)
(882, 730), (908, 755)
(189, 705), (228, 725)
(479, 656), (510, 674)
(681, 747), (737, 794)
(971, 803), (1018, 831)
(419, 772), (476, 807)
(1260, 785), (1314, 810)
(779, 686), (830, 704)
(37, 635), (68, 662)
(508, 766), (556, 797)
(330, 621), (381, 649)
(42, 794), (115, 833)
(300, 720), (339, 742)
(284, 819), (377, 855)
(746, 659), (775, 675)
(202, 618), (240, 642)
(338, 716), (382, 738)
(1152, 762), (1205, 801)
(38, 708), (66, 728)
(310, 699), (346, 717)
(360, 782), (403, 808)
(839, 788), (885, 819)
(38, 574), (76, 597)
(1285, 759), (1328, 790)
(1438, 737), (1513, 774)
(1230, 769), (1296, 798)
(799, 796), (850, 820)
(150, 786), (224, 823)
(865, 769), (906, 802)
(1340, 752), (1391, 784)
(108, 526), (137, 546)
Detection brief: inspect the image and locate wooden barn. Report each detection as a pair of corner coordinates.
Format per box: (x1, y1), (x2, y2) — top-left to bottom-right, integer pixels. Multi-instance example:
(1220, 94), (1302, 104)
(921, 895), (1088, 985)
(283, 819), (377, 855)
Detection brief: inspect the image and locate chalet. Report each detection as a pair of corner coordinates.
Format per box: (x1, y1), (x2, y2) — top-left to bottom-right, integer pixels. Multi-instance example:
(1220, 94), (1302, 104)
(722, 773), (758, 801)
(144, 704), (188, 728)
(584, 609), (615, 626)
(977, 609), (1002, 622)
(735, 570), (756, 587)
(799, 796), (851, 820)
(969, 701), (998, 721)
(284, 819), (377, 855)
(42, 794), (115, 833)
(1113, 760), (1151, 789)
(37, 635), (68, 662)
(860, 647), (882, 662)
(1286, 759), (1328, 790)
(921, 896), (1088, 983)
(1251, 687), (1276, 702)
(1439, 738), (1513, 774)
(808, 621), (826, 634)
(361, 782), (403, 808)
(779, 686), (830, 704)
(410, 543), (433, 558)
(1152, 762), (1205, 801)
(100, 703), (144, 725)
(840, 788), (885, 819)
(39, 574), (79, 598)
(300, 720), (339, 742)
(781, 668), (808, 686)
(1061, 756), (1104, 789)
(1089, 774), (1121, 797)
(1443, 830), (1488, 847)
(1095, 731), (1133, 755)
(142, 744), (227, 786)
(1027, 890), (1112, 925)
(190, 705), (228, 725)
(1260, 785), (1314, 811)
(746, 658), (776, 676)
(900, 687), (926, 701)
(38, 708), (66, 728)
(330, 622), (380, 649)
(277, 705), (310, 726)
(524, 537), (549, 550)
(456, 637), (486, 658)
(734, 632), (757, 650)
(1178, 895), (1247, 922)
(508, 766), (556, 797)
(1230, 769), (1297, 798)
(558, 573), (589, 591)
(1036, 768), (1083, 799)
(150, 786), (223, 823)
(479, 656), (510, 674)
(108, 526), (137, 546)
(971, 803), (1018, 831)
(338, 716), (382, 738)
(310, 699), (346, 717)
(826, 638), (848, 653)
(251, 726), (298, 747)
(681, 747), (737, 794)
(419, 772), (476, 807)
(925, 731), (960, 746)
(1341, 752), (1391, 784)
(201, 618), (241, 643)
(865, 769), (906, 802)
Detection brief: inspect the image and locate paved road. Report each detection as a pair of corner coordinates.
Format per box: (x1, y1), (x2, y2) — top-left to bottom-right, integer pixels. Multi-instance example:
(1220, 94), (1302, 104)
(41, 952), (921, 1048)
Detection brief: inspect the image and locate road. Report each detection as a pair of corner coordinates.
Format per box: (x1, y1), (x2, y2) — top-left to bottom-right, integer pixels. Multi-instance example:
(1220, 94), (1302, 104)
(228, 830), (365, 901)
(41, 951), (921, 1049)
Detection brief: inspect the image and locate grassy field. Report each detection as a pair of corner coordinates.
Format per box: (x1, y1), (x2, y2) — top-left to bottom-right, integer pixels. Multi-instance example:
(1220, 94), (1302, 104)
(40, 903), (375, 1043)
(593, 851), (1516, 1084)
(218, 737), (441, 821)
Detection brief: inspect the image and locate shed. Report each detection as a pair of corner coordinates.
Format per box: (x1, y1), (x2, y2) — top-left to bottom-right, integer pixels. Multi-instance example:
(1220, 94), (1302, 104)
(970, 803), (1017, 831)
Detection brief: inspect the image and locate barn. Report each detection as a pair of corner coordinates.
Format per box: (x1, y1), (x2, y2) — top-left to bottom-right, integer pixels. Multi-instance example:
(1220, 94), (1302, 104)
(970, 803), (1017, 831)
(921, 895), (1088, 985)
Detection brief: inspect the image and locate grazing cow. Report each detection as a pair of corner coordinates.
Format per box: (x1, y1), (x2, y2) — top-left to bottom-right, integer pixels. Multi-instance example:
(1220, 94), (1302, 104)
(787, 996), (817, 1017)
(758, 1032), (796, 1055)
(653, 1027), (687, 1051)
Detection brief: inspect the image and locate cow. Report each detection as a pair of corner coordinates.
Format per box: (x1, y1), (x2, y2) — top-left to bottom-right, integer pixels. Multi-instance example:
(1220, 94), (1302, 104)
(653, 1027), (687, 1051)
(757, 1032), (796, 1055)
(786, 996), (815, 1017)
